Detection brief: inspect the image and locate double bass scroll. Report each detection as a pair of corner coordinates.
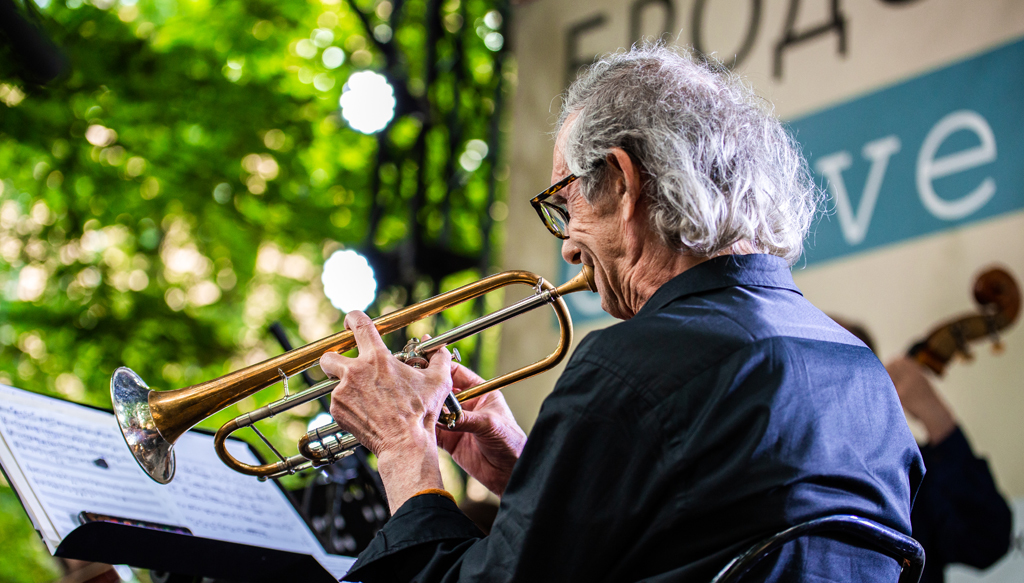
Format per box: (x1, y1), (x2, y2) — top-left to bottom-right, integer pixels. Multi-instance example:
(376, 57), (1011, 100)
(908, 267), (1021, 376)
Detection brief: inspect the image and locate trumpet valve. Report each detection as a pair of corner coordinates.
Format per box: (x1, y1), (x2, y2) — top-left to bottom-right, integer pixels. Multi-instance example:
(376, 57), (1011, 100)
(396, 337), (462, 367)
(402, 355), (429, 368)
(395, 339), (463, 428)
(396, 337), (429, 368)
(299, 422), (360, 465)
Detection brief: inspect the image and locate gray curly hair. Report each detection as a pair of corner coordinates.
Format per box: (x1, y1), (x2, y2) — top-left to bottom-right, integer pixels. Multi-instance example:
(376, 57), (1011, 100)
(557, 44), (821, 265)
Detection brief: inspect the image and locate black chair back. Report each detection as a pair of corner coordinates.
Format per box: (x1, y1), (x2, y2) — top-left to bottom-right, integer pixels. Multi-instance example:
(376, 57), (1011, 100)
(710, 515), (925, 583)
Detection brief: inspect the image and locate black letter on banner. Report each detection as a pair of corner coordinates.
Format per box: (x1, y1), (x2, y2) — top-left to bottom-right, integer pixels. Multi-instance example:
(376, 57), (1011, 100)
(629, 0), (676, 45)
(691, 0), (761, 69)
(878, 0), (923, 4)
(773, 0), (847, 79)
(565, 14), (608, 87)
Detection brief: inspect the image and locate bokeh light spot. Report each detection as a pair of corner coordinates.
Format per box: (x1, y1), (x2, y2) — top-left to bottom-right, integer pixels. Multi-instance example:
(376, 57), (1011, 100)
(459, 139), (489, 172)
(314, 74), (336, 92)
(322, 46), (345, 69)
(85, 125), (117, 147)
(484, 31), (504, 52)
(296, 39), (318, 59)
(307, 412), (334, 432)
(373, 24), (393, 43)
(322, 249), (377, 313)
(339, 71), (396, 134)
(484, 10), (502, 29)
(312, 28), (335, 48)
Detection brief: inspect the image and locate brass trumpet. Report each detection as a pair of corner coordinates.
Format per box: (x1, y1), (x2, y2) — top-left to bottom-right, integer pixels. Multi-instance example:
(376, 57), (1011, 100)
(112, 266), (596, 484)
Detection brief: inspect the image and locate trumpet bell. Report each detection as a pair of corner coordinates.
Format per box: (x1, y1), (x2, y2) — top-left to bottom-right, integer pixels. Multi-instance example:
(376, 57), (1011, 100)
(111, 367), (175, 484)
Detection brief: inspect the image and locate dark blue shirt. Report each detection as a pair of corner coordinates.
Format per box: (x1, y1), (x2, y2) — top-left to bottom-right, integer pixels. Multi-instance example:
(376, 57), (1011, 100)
(345, 254), (925, 582)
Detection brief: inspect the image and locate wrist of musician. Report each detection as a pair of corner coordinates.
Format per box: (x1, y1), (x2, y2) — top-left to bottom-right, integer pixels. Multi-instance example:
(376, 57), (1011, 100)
(375, 436), (446, 515)
(918, 405), (957, 445)
(901, 381), (958, 445)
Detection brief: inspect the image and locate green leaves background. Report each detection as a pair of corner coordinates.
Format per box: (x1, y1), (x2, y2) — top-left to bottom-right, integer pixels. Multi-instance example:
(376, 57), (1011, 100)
(0, 0), (511, 578)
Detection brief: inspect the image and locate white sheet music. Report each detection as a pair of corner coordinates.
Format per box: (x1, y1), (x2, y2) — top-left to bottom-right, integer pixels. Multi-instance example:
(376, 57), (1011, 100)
(165, 434), (315, 551)
(0, 384), (356, 579)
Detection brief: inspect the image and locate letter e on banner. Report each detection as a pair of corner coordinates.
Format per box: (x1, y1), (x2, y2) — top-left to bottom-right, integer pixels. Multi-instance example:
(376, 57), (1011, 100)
(916, 110), (997, 221)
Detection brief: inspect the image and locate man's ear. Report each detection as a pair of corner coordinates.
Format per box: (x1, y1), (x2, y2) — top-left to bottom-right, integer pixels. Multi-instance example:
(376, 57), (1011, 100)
(605, 148), (643, 222)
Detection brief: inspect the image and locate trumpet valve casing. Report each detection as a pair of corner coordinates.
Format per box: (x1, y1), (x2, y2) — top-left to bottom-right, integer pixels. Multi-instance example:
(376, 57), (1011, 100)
(299, 422), (360, 465)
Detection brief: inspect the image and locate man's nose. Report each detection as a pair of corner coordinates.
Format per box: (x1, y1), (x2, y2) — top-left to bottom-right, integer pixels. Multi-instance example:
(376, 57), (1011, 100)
(561, 237), (581, 265)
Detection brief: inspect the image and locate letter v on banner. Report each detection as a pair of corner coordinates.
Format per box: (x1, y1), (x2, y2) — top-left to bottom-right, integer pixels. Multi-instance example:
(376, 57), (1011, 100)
(814, 136), (902, 246)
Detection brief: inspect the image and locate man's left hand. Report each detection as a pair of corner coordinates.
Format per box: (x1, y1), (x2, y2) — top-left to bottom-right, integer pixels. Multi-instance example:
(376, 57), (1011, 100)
(437, 363), (526, 496)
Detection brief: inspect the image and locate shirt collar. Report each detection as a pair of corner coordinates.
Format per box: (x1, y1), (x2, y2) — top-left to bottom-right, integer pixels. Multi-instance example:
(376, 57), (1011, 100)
(636, 254), (802, 317)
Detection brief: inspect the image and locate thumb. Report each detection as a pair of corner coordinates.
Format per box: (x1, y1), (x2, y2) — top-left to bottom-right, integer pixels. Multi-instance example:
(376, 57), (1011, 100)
(451, 362), (485, 392)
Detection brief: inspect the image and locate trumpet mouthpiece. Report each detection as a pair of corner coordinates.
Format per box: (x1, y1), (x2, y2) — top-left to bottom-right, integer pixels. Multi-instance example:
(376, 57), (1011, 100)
(555, 265), (597, 296)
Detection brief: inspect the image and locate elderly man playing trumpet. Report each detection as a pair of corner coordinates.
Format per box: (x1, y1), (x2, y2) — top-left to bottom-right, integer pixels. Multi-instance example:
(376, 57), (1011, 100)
(322, 45), (924, 582)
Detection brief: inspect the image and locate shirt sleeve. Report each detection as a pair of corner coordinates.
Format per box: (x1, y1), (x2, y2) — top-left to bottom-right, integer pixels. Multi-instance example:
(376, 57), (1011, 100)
(913, 425), (1013, 571)
(342, 493), (486, 583)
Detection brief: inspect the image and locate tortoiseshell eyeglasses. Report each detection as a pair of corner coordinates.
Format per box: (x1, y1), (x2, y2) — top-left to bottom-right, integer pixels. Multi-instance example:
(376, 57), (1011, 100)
(529, 174), (578, 240)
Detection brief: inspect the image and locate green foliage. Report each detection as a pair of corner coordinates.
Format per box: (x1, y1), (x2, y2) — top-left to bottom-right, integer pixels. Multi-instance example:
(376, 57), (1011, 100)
(0, 486), (63, 583)
(0, 0), (511, 574)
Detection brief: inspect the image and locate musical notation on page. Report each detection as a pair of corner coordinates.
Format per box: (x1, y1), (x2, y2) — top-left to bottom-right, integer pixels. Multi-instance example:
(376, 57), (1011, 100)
(163, 434), (314, 552)
(0, 386), (168, 542)
(0, 384), (357, 578)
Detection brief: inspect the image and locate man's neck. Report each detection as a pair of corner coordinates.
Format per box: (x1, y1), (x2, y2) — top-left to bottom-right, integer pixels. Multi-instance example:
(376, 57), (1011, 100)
(620, 240), (757, 317)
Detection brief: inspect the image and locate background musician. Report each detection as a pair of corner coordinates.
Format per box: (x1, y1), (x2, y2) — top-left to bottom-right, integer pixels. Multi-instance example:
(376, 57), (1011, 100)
(837, 318), (1013, 583)
(320, 44), (923, 582)
(888, 356), (1013, 583)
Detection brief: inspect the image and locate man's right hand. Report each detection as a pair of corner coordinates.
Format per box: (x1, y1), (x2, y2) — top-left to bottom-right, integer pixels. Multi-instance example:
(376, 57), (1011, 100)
(437, 363), (527, 496)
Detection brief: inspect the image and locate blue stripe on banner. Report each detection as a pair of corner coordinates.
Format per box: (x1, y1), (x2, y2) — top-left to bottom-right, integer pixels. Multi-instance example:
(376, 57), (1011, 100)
(792, 35), (1024, 265)
(557, 35), (1024, 325)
